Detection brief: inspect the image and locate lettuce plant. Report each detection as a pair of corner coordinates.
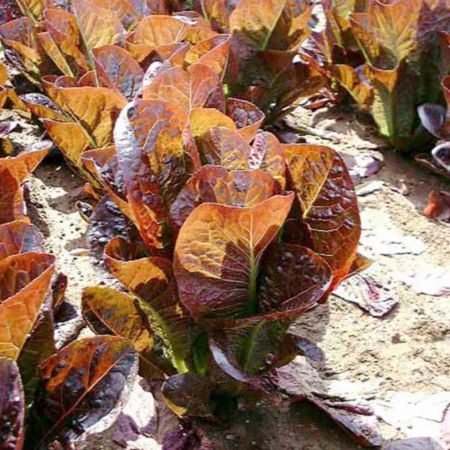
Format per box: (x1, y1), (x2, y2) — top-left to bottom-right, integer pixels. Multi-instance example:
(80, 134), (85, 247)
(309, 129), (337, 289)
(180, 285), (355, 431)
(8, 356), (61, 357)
(195, 0), (325, 120)
(77, 78), (362, 426)
(309, 0), (450, 150)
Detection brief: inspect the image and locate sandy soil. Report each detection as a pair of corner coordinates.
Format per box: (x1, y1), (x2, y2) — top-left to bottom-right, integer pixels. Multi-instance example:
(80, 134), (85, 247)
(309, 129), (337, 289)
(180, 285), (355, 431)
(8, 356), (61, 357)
(3, 101), (450, 449)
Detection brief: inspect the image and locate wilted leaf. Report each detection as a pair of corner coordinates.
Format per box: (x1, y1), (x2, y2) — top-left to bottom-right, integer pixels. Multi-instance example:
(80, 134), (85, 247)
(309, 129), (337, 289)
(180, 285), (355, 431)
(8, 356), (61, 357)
(32, 336), (138, 448)
(0, 252), (55, 360)
(82, 286), (152, 353)
(0, 358), (24, 450)
(334, 272), (398, 317)
(105, 237), (194, 372)
(0, 221), (45, 258)
(285, 144), (360, 281)
(306, 396), (383, 448)
(170, 165), (280, 229)
(174, 194), (294, 320)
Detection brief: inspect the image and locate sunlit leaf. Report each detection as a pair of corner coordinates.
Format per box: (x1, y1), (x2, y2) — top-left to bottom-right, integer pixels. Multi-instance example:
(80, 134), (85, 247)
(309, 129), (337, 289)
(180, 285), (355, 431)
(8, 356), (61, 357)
(114, 100), (188, 249)
(0, 252), (55, 360)
(142, 63), (220, 111)
(197, 126), (251, 169)
(105, 237), (194, 372)
(32, 336), (138, 447)
(72, 0), (125, 51)
(174, 194), (294, 320)
(285, 144), (360, 280)
(184, 34), (231, 79)
(93, 45), (144, 101)
(226, 98), (264, 142)
(0, 141), (50, 182)
(250, 131), (286, 189)
(170, 165), (280, 229)
(82, 286), (152, 353)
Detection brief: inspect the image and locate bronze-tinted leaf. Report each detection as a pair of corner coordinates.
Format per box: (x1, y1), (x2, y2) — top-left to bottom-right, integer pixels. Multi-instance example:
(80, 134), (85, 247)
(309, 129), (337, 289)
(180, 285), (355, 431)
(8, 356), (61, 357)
(184, 34), (231, 79)
(285, 144), (360, 280)
(59, 87), (126, 148)
(33, 336), (138, 447)
(72, 0), (125, 51)
(93, 45), (144, 101)
(250, 131), (286, 189)
(0, 221), (45, 258)
(104, 237), (193, 373)
(18, 294), (55, 401)
(170, 165), (280, 229)
(210, 243), (332, 374)
(142, 63), (220, 111)
(114, 100), (188, 249)
(199, 126), (251, 169)
(82, 286), (152, 353)
(43, 120), (90, 166)
(80, 147), (132, 218)
(0, 358), (24, 450)
(0, 252), (55, 360)
(20, 93), (66, 121)
(226, 98), (264, 142)
(42, 8), (89, 77)
(0, 141), (50, 182)
(174, 194), (294, 320)
(0, 169), (27, 225)
(86, 196), (138, 261)
(126, 15), (188, 62)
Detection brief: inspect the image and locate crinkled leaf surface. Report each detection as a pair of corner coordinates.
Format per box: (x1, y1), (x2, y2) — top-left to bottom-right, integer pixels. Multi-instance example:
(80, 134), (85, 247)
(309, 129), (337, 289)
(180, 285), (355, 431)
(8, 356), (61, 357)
(0, 169), (27, 225)
(285, 144), (360, 280)
(82, 286), (152, 353)
(114, 100), (188, 249)
(72, 0), (125, 51)
(93, 45), (144, 101)
(142, 63), (220, 111)
(0, 252), (55, 361)
(174, 194), (294, 320)
(32, 336), (137, 448)
(198, 126), (251, 169)
(170, 165), (280, 229)
(0, 221), (45, 259)
(212, 243), (332, 373)
(226, 98), (265, 142)
(105, 238), (193, 371)
(0, 358), (24, 450)
(250, 131), (286, 189)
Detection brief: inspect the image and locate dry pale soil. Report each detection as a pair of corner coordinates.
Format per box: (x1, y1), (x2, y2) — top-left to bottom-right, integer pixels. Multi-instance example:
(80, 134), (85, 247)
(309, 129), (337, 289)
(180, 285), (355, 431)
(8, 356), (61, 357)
(2, 101), (450, 450)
